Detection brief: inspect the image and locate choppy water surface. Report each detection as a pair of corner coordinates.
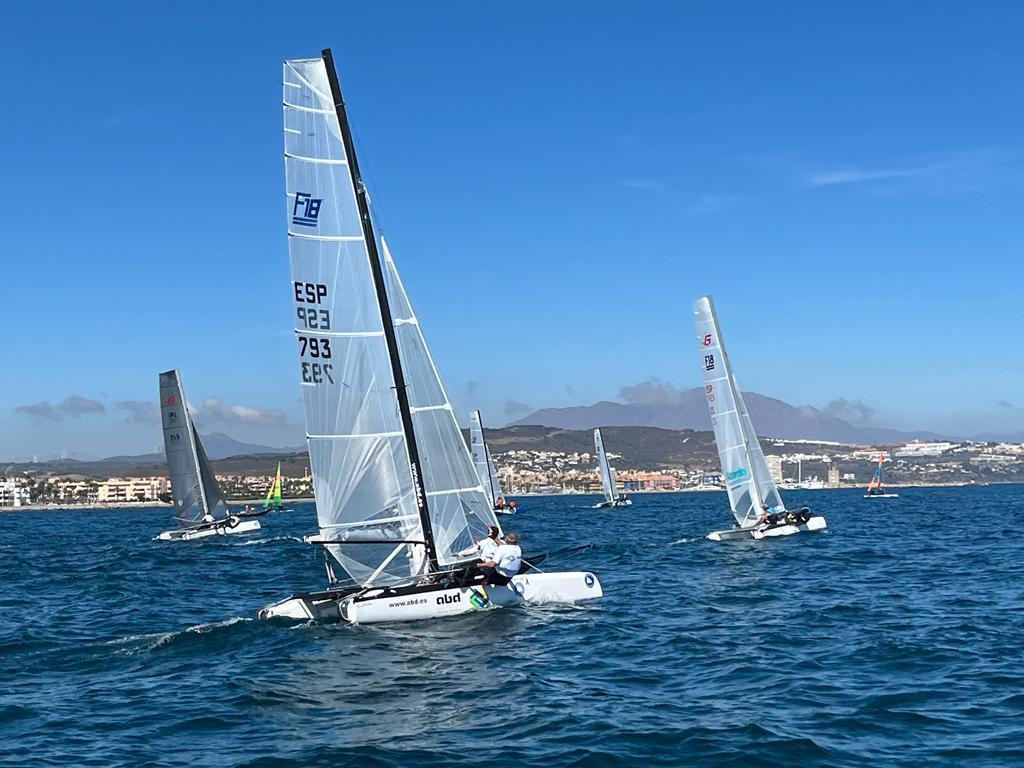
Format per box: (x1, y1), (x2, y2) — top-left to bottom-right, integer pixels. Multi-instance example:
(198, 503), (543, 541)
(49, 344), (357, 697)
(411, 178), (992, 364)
(1, 485), (1023, 766)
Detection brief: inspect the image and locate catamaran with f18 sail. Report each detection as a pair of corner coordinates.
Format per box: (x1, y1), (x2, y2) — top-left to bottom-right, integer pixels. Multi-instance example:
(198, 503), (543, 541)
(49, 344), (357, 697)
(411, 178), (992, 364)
(593, 428), (631, 508)
(865, 452), (899, 498)
(470, 410), (516, 515)
(155, 370), (261, 541)
(693, 296), (826, 540)
(258, 49), (601, 624)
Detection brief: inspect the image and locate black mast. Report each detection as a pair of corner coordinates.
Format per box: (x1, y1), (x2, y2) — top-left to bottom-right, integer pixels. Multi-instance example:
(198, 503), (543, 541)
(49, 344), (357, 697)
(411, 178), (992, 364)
(320, 48), (438, 571)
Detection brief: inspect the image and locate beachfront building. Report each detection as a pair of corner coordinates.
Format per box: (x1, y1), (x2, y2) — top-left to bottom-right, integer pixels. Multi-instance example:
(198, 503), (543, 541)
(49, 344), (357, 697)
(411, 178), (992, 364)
(894, 441), (959, 458)
(0, 479), (31, 507)
(96, 477), (170, 503)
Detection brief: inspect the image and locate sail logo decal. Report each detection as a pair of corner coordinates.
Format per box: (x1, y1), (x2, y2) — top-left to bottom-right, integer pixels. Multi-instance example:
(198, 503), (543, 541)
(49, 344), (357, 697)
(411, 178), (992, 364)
(292, 192), (323, 227)
(726, 467), (748, 485)
(702, 333), (713, 346)
(705, 385), (714, 402)
(704, 354), (716, 372)
(165, 395), (176, 405)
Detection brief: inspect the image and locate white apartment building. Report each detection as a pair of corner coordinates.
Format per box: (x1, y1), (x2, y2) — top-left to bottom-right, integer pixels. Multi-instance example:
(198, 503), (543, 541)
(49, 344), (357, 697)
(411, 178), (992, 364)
(96, 477), (170, 503)
(0, 479), (31, 507)
(894, 441), (958, 458)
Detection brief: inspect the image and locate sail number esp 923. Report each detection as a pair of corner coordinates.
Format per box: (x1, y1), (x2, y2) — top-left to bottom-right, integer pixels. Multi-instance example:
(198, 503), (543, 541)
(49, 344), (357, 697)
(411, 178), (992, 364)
(294, 281), (334, 385)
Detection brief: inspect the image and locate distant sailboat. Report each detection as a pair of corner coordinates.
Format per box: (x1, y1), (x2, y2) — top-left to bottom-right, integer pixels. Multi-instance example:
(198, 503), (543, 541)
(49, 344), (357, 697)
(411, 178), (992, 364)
(258, 50), (601, 623)
(865, 452), (899, 498)
(155, 370), (261, 541)
(593, 428), (632, 508)
(693, 296), (826, 540)
(470, 411), (517, 515)
(263, 462), (285, 510)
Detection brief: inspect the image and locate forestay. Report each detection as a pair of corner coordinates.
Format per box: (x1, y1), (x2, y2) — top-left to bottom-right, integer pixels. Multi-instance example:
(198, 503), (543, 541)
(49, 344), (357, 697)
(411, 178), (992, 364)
(693, 296), (784, 527)
(381, 238), (500, 561)
(158, 370), (228, 526)
(594, 428), (617, 503)
(284, 57), (424, 586)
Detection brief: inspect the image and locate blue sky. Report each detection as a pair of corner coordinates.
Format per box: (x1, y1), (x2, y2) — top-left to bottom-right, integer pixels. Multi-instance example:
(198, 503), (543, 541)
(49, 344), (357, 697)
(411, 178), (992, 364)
(2, 1), (1023, 459)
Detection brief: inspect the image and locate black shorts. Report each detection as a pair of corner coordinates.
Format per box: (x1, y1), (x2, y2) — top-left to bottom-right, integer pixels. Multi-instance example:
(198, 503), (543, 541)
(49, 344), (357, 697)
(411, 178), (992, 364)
(482, 566), (512, 586)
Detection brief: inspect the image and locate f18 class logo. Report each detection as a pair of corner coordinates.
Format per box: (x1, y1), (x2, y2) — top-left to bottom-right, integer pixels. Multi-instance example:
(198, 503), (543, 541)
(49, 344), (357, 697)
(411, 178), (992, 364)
(292, 192), (323, 227)
(702, 334), (713, 346)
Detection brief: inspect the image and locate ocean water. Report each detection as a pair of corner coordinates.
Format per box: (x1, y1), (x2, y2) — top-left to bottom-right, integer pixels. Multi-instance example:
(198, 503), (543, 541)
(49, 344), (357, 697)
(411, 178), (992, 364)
(1, 485), (1022, 767)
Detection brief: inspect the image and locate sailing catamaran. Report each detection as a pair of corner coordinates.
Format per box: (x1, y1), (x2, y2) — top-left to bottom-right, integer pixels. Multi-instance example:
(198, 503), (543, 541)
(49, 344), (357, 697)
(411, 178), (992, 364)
(155, 370), (261, 541)
(262, 462), (289, 511)
(865, 452), (899, 498)
(593, 428), (631, 508)
(258, 50), (601, 623)
(693, 296), (827, 540)
(470, 410), (516, 515)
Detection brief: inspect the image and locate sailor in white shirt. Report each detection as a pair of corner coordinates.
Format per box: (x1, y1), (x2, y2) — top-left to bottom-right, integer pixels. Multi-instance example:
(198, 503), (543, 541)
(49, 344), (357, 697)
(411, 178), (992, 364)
(478, 531), (523, 586)
(476, 526), (502, 562)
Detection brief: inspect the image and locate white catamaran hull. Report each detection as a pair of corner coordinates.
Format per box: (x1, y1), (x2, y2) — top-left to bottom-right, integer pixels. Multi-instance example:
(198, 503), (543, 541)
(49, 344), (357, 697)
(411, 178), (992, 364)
(593, 499), (632, 509)
(156, 519), (261, 541)
(864, 493), (899, 498)
(707, 516), (827, 541)
(257, 571), (603, 624)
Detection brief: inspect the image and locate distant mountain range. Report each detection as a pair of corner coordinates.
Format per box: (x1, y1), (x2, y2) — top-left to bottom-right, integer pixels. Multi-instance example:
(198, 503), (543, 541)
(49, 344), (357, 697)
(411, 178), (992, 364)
(511, 388), (948, 445)
(199, 432), (305, 460)
(2, 432), (304, 468)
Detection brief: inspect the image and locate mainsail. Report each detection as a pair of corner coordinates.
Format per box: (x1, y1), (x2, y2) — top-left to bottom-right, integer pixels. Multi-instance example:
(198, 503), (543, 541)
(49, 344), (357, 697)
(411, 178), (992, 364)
(158, 369), (228, 526)
(470, 410), (505, 507)
(693, 296), (784, 527)
(593, 428), (617, 503)
(264, 462), (283, 510)
(283, 52), (496, 587)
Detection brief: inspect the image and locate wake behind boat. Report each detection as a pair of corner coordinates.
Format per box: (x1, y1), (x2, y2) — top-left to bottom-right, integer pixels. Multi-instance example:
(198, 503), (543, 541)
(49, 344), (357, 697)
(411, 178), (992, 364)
(693, 296), (826, 541)
(865, 452), (899, 498)
(592, 428), (631, 508)
(155, 370), (261, 541)
(258, 50), (601, 624)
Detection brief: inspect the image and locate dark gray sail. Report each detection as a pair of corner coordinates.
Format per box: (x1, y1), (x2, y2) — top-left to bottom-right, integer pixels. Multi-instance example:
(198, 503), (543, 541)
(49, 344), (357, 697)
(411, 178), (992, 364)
(159, 370), (228, 526)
